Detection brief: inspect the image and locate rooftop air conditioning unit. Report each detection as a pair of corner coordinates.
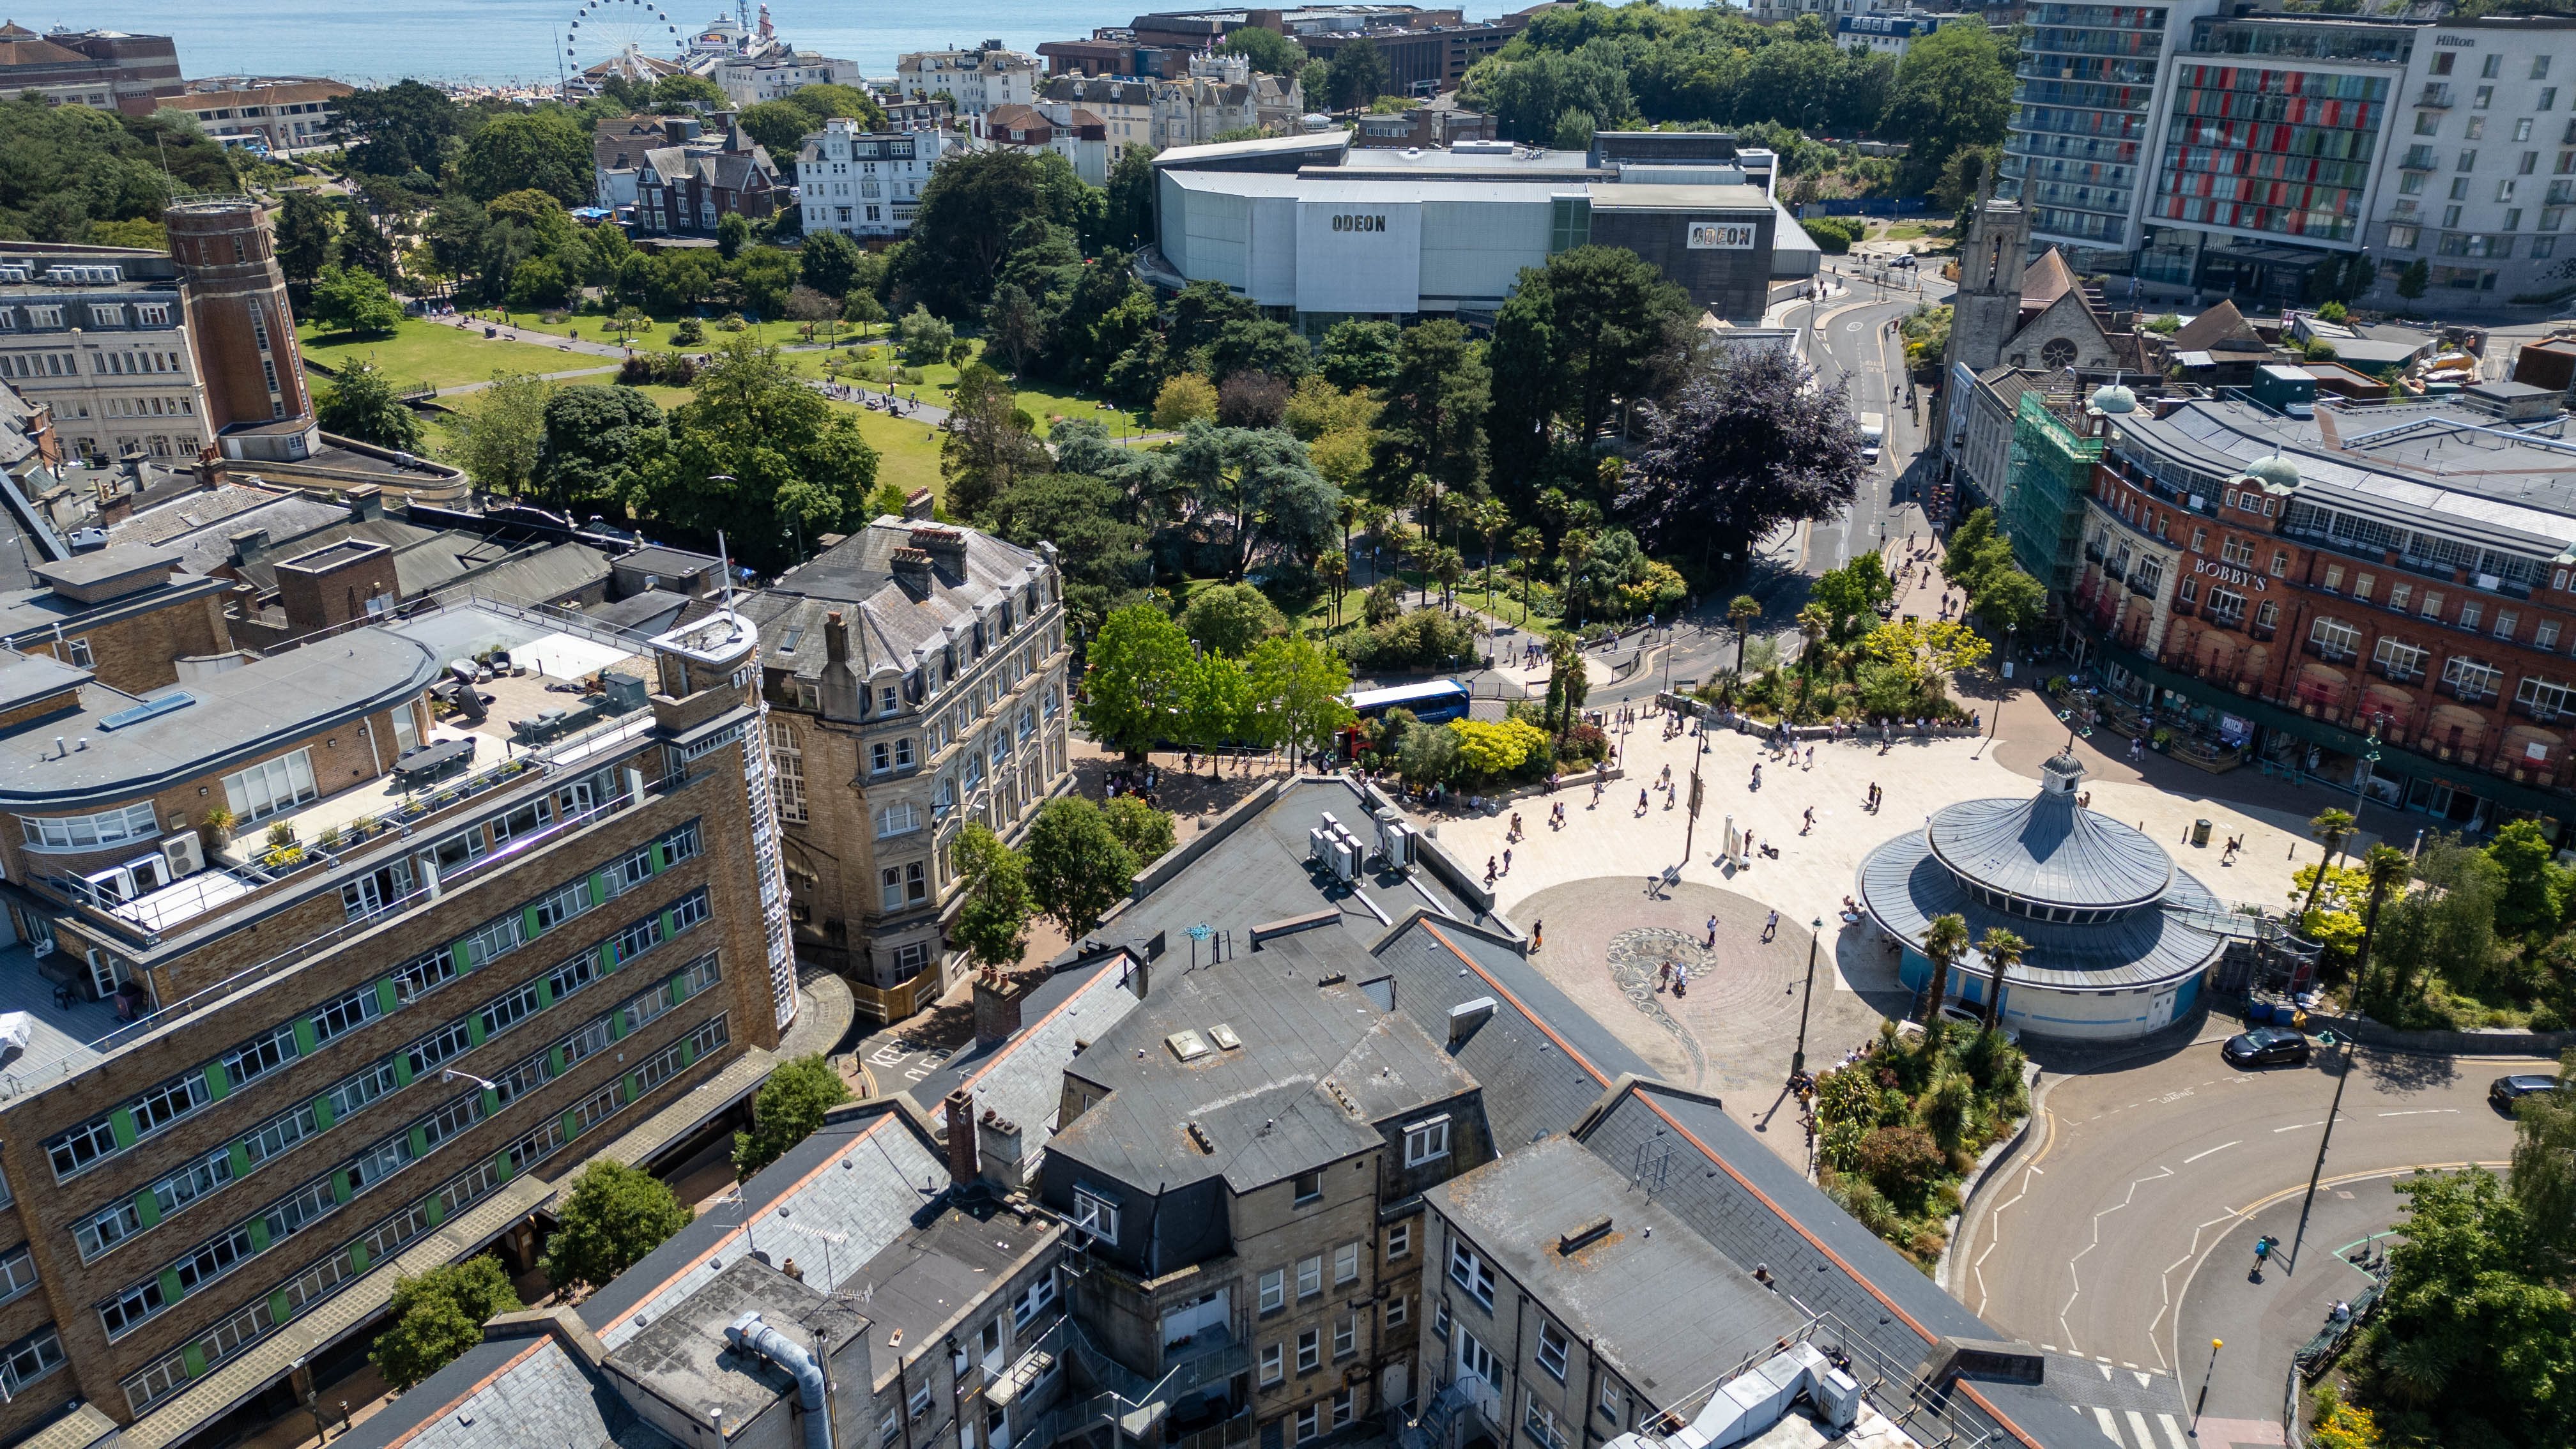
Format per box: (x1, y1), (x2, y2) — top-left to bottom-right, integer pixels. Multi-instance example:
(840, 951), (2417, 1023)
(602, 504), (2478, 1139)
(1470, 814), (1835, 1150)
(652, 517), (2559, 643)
(161, 831), (204, 878)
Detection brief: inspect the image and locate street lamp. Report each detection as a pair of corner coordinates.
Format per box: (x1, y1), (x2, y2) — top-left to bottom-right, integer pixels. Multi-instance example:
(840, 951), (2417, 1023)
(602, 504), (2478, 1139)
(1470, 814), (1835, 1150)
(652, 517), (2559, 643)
(441, 1068), (498, 1091)
(1791, 916), (1825, 1078)
(2191, 1339), (2223, 1436)
(2353, 724), (2385, 836)
(2287, 1031), (2358, 1275)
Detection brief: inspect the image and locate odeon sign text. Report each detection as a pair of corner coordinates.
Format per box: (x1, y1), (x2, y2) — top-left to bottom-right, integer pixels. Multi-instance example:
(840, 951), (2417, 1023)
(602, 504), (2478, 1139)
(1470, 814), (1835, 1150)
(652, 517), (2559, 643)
(1330, 214), (1389, 233)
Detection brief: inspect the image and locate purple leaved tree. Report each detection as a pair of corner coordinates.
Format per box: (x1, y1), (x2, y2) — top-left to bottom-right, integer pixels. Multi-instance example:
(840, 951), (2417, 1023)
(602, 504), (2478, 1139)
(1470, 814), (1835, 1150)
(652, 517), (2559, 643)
(1616, 349), (1868, 574)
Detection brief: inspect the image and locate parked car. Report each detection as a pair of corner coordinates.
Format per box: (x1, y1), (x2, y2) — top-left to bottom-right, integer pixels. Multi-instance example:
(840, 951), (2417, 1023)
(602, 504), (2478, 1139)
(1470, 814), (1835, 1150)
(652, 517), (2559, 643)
(2490, 1074), (2564, 1109)
(2222, 1026), (2312, 1068)
(1935, 1003), (2020, 1041)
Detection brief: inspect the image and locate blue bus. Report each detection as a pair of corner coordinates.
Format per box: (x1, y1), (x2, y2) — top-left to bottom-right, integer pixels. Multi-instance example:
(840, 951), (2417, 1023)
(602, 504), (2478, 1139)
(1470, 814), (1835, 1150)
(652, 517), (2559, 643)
(1348, 679), (1471, 724)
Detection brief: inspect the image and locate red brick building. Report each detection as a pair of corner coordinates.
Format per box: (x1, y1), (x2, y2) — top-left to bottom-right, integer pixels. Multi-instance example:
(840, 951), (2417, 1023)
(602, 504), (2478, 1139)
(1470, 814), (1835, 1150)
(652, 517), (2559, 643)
(2066, 380), (2576, 839)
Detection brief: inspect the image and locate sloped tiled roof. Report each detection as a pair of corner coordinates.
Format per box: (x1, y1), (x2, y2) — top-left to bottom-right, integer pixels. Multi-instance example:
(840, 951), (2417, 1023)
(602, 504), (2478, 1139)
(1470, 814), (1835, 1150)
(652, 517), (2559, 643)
(744, 519), (1050, 684)
(2170, 298), (2268, 355)
(2020, 247), (2080, 309)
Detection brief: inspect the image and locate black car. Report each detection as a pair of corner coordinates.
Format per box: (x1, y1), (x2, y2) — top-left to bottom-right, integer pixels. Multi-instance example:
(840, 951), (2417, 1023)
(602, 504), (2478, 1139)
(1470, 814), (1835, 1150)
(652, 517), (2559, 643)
(2223, 1027), (2312, 1068)
(2490, 1074), (2564, 1108)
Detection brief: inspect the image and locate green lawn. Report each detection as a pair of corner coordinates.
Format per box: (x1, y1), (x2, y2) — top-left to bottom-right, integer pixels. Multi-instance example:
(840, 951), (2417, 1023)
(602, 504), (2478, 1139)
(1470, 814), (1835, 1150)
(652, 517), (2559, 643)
(832, 399), (947, 503)
(298, 320), (593, 391)
(799, 339), (1147, 438)
(503, 312), (816, 353)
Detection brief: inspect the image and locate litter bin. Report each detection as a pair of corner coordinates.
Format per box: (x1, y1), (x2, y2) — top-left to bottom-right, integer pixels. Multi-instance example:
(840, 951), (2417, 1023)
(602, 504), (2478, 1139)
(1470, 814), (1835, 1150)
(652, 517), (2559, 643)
(2191, 818), (2212, 848)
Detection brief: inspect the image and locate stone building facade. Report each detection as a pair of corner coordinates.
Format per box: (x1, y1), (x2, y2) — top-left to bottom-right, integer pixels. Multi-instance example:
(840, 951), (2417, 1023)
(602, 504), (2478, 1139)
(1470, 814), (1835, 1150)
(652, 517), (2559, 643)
(0, 243), (213, 467)
(743, 518), (1072, 1023)
(164, 198), (318, 463)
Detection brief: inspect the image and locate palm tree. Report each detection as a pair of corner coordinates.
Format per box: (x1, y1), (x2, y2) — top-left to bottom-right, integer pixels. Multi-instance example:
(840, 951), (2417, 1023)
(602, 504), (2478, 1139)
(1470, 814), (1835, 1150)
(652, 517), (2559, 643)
(1433, 546), (1466, 610)
(1319, 550), (1349, 630)
(1729, 595), (1762, 677)
(1919, 912), (1970, 1030)
(1336, 494), (1363, 571)
(1471, 499), (1514, 600)
(2299, 808), (2356, 921)
(1512, 526), (1544, 624)
(1544, 631), (1587, 734)
(1795, 603), (1831, 675)
(1975, 926), (2026, 1034)
(2353, 843), (2413, 1014)
(1561, 530), (1597, 625)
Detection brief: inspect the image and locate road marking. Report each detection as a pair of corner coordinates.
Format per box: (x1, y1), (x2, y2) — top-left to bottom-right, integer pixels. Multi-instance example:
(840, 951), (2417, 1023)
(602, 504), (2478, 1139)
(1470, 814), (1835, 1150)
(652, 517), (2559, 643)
(2182, 1140), (2238, 1164)
(2377, 1108), (2460, 1117)
(2062, 1163), (2172, 1354)
(2094, 1408), (2122, 1445)
(2126, 1410), (2156, 1449)
(2158, 1413), (2193, 1449)
(2122, 1361), (2140, 1370)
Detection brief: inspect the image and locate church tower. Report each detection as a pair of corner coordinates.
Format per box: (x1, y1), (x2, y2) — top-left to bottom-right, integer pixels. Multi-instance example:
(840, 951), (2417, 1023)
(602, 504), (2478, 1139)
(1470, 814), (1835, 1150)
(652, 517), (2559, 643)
(1943, 188), (2033, 379)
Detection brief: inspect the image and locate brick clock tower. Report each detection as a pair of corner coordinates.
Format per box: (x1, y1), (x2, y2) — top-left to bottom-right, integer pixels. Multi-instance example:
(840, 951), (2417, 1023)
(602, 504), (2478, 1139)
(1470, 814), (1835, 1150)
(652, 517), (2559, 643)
(164, 197), (321, 463)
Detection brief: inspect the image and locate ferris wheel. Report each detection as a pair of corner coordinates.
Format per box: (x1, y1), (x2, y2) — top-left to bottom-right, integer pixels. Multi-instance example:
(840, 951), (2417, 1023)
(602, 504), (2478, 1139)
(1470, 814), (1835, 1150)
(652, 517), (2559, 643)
(565, 0), (681, 87)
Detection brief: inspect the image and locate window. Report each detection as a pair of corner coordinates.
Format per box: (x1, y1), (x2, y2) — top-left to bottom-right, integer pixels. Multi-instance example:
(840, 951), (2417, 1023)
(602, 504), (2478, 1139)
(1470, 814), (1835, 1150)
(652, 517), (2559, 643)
(1435, 1299), (1452, 1338)
(2273, 550), (2290, 577)
(2354, 572), (2376, 602)
(530, 879), (591, 933)
(220, 1022), (300, 1088)
(879, 862), (926, 910)
(1449, 1241), (1496, 1309)
(2373, 637), (2427, 680)
(1526, 1395), (1568, 1449)
(2543, 620), (2564, 651)
(2444, 656), (2503, 701)
(1404, 1116), (1452, 1167)
(1333, 1314), (1356, 1359)
(0, 1245), (34, 1303)
(1459, 1330), (1500, 1387)
(871, 742), (893, 774)
(2257, 600), (2280, 630)
(2220, 535), (2253, 567)
(1261, 1343), (1284, 1386)
(0, 1326), (63, 1397)
(1260, 1268), (1285, 1313)
(1600, 1382), (1624, 1422)
(1388, 1221), (1412, 1259)
(2518, 675), (2573, 719)
(767, 720), (806, 823)
(2423, 591), (2446, 618)
(1297, 1254), (1322, 1299)
(2310, 617), (2360, 659)
(2390, 582), (2414, 612)
(1292, 1169), (1322, 1204)
(1014, 1271), (1058, 1326)
(1335, 1240), (1360, 1285)
(1386, 1294), (1409, 1330)
(1073, 1187), (1120, 1245)
(2462, 601), (2484, 631)
(2191, 526), (2207, 554)
(1296, 1326), (1321, 1373)
(75, 1199), (145, 1260)
(223, 748), (317, 822)
(1296, 1403), (1323, 1443)
(460, 914), (523, 970)
(877, 801), (921, 837)
(20, 801), (159, 850)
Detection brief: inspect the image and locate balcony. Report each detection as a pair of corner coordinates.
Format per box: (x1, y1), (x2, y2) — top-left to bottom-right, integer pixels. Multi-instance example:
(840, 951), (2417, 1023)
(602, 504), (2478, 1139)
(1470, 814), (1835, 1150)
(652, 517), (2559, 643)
(2370, 658), (2427, 684)
(2205, 610), (2246, 634)
(2401, 148), (2440, 170)
(2304, 638), (2359, 663)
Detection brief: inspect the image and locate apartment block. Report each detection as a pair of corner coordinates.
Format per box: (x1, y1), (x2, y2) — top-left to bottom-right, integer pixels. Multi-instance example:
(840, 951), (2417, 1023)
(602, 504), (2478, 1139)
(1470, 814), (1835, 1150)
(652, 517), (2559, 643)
(795, 119), (970, 240)
(897, 43), (1044, 130)
(0, 247), (213, 468)
(158, 79), (354, 157)
(743, 519), (1071, 1022)
(0, 573), (793, 1445)
(0, 23), (182, 112)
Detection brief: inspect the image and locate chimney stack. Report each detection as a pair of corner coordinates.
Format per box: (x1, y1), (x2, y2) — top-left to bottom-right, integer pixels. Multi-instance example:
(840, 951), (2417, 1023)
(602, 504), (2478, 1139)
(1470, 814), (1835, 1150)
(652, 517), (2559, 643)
(972, 966), (1025, 1048)
(910, 527), (969, 576)
(977, 1108), (1025, 1190)
(902, 488), (935, 521)
(817, 609), (861, 719)
(944, 1089), (979, 1190)
(889, 547), (934, 595)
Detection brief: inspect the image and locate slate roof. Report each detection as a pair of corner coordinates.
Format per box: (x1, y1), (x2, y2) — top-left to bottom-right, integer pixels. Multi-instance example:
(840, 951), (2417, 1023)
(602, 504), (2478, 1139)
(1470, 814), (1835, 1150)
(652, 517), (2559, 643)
(1432, 1137), (1809, 1406)
(2168, 300), (2268, 355)
(1575, 1086), (2101, 1449)
(580, 1105), (949, 1351)
(744, 519), (1050, 684)
(1047, 930), (1478, 1192)
(2018, 248), (2079, 310)
(1855, 834), (2228, 991)
(334, 1335), (672, 1449)
(905, 956), (1141, 1178)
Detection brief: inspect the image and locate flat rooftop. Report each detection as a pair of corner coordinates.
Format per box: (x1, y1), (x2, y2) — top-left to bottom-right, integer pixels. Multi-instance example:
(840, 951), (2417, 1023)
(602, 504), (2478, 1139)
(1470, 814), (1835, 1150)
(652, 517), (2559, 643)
(604, 1255), (866, 1431)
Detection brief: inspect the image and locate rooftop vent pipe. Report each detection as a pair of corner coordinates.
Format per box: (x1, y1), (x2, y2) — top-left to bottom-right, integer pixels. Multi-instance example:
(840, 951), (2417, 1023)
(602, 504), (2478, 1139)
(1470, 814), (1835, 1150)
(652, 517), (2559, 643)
(726, 1312), (834, 1449)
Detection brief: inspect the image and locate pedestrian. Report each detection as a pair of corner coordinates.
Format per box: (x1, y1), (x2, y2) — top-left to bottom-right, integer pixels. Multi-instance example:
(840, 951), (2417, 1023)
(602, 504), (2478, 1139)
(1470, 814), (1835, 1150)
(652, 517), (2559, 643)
(1639, 786), (1651, 814)
(1503, 847), (1513, 874)
(1485, 855), (1498, 886)
(1802, 806), (1816, 834)
(1763, 909), (1779, 942)
(1510, 811), (1523, 841)
(339, 1402), (352, 1434)
(1705, 914), (1718, 948)
(2253, 1235), (2274, 1271)
(1804, 745), (1815, 770)
(1674, 963), (1689, 997)
(1659, 960), (1673, 991)
(1532, 919), (1543, 951)
(1751, 761), (1762, 790)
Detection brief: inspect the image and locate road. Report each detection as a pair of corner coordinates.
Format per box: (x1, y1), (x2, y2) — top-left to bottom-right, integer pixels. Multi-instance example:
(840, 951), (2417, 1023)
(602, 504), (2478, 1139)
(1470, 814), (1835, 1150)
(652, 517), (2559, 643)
(1951, 1027), (2523, 1417)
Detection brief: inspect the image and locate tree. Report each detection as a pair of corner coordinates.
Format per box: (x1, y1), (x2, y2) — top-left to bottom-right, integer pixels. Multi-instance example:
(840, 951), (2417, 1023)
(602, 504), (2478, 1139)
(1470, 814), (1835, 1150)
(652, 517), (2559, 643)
(2510, 1047), (2576, 1264)
(716, 210), (753, 260)
(1218, 371), (1294, 429)
(1489, 245), (1694, 480)
(542, 1160), (694, 1294)
(779, 82), (887, 134)
(1974, 926), (2024, 1034)
(1463, 45), (1636, 144)
(1023, 797), (1138, 939)
(1176, 648), (1252, 762)
(642, 337), (878, 572)
(799, 226), (866, 298)
(891, 150), (1069, 317)
(371, 1258), (521, 1392)
(2396, 257), (2429, 300)
(2488, 819), (2571, 941)
(2357, 1168), (2576, 1446)
(1284, 374), (1380, 442)
(654, 73), (729, 108)
(737, 98), (822, 161)
(1319, 319), (1401, 391)
(537, 384), (667, 510)
(1543, 630), (1588, 735)
(1620, 347), (1866, 573)
(1183, 582), (1287, 657)
(315, 362), (424, 452)
(1244, 632), (1356, 763)
(1811, 553), (1894, 640)
(444, 371), (551, 496)
(895, 303), (954, 365)
(332, 79), (461, 177)
(1082, 604), (1197, 757)
(985, 465), (1149, 630)
(2350, 843), (2413, 1012)
(1158, 421), (1339, 578)
(1104, 793), (1178, 863)
(1919, 912), (1968, 1028)
(2303, 809), (2358, 918)
(953, 825), (1034, 969)
(274, 191), (334, 298)
(1154, 373), (1220, 431)
(1377, 320), (1488, 518)
(308, 264), (404, 336)
(942, 363), (1050, 519)
(1879, 23), (2014, 192)
(1729, 595), (1761, 677)
(1327, 38), (1391, 109)
(1223, 25), (1307, 75)
(337, 198), (398, 282)
(456, 108), (594, 205)
(2374, 837), (2504, 1013)
(732, 1053), (853, 1180)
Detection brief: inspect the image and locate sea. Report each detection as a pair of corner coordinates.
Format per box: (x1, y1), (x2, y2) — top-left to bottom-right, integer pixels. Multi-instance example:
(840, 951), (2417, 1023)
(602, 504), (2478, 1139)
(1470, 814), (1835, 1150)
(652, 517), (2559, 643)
(17, 0), (1156, 89)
